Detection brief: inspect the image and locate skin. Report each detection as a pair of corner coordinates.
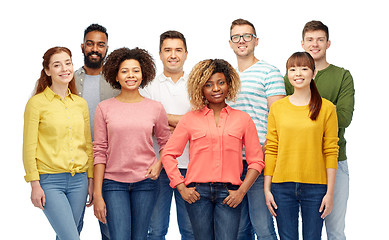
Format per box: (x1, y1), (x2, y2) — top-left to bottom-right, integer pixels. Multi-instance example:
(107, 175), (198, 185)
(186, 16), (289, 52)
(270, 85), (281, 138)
(31, 52), (93, 209)
(177, 72), (260, 208)
(159, 38), (189, 132)
(301, 30), (331, 71)
(81, 31), (108, 75)
(93, 59), (163, 223)
(229, 24), (285, 152)
(264, 65), (336, 219)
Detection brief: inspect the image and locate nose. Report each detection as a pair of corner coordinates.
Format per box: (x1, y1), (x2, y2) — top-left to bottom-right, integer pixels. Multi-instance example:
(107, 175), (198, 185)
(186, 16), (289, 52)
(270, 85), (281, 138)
(92, 43), (98, 52)
(295, 69), (302, 76)
(212, 83), (220, 92)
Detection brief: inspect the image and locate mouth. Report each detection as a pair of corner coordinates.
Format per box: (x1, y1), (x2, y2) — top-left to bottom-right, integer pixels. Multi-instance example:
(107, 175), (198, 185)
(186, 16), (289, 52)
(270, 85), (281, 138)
(294, 78), (305, 84)
(310, 49), (320, 54)
(125, 79), (138, 86)
(59, 72), (71, 77)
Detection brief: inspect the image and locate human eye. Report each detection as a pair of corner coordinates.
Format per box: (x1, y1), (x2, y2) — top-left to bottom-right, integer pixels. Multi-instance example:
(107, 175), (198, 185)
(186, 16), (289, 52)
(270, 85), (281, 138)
(85, 41), (93, 47)
(98, 43), (106, 48)
(243, 33), (252, 40)
(288, 67), (296, 72)
(204, 82), (212, 88)
(231, 35), (240, 42)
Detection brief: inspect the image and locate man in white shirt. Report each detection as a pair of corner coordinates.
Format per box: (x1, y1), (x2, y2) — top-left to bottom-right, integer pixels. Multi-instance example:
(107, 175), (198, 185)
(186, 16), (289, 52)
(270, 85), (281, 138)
(140, 30), (194, 240)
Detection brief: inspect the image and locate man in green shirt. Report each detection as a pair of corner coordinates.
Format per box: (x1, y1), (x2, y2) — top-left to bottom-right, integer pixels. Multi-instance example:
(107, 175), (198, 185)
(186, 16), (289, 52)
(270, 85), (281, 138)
(284, 20), (355, 240)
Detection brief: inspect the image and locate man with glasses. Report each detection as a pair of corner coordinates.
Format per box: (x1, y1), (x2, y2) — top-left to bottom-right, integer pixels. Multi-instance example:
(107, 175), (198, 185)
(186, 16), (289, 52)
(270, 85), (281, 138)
(75, 23), (119, 240)
(228, 18), (285, 240)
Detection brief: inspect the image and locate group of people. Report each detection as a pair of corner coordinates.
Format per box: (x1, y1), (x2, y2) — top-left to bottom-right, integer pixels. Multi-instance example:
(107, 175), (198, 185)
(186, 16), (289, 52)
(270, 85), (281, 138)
(22, 18), (354, 240)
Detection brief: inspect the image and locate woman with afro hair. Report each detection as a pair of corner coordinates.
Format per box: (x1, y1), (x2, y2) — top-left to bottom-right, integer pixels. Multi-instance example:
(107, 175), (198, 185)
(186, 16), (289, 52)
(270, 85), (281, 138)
(92, 47), (171, 239)
(161, 59), (264, 240)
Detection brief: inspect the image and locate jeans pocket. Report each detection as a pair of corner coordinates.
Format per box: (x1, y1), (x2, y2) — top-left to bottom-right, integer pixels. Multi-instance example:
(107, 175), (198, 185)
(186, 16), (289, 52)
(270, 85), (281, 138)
(39, 174), (50, 183)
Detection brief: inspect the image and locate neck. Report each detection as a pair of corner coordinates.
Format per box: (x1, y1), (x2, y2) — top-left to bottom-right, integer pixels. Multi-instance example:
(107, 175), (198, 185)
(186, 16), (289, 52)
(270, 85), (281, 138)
(290, 87), (311, 106)
(208, 102), (227, 114)
(237, 55), (258, 72)
(314, 58), (330, 72)
(116, 89), (144, 103)
(50, 83), (69, 99)
(84, 66), (102, 76)
(164, 70), (184, 83)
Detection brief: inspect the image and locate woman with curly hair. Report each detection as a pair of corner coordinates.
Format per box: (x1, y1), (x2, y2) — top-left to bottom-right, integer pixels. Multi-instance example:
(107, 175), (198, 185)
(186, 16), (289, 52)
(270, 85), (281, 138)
(92, 47), (171, 239)
(161, 59), (265, 240)
(23, 47), (92, 240)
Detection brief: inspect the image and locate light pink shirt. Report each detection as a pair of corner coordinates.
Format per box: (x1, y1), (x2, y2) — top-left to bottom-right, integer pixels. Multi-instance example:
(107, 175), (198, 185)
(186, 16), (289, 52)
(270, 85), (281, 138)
(93, 97), (170, 183)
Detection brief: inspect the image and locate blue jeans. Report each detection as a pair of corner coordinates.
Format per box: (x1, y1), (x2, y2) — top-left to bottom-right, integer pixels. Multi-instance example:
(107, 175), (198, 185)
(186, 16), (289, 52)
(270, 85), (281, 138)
(272, 182), (327, 240)
(238, 161), (278, 240)
(103, 178), (159, 240)
(325, 160), (349, 240)
(185, 182), (242, 240)
(39, 172), (88, 240)
(78, 204), (110, 240)
(148, 169), (194, 240)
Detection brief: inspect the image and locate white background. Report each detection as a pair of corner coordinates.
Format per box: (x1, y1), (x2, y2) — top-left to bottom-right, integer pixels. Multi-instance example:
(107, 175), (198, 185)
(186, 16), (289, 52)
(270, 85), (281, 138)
(1, 0), (388, 239)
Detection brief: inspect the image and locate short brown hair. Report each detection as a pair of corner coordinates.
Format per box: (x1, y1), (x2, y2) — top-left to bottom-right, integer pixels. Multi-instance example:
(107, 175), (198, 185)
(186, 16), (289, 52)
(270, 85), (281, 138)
(103, 47), (156, 89)
(230, 18), (256, 35)
(187, 59), (240, 110)
(159, 30), (187, 52)
(302, 20), (329, 40)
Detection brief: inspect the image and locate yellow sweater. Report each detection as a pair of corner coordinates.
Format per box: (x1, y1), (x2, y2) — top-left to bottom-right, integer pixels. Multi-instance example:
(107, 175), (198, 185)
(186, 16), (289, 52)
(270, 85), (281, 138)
(265, 97), (339, 184)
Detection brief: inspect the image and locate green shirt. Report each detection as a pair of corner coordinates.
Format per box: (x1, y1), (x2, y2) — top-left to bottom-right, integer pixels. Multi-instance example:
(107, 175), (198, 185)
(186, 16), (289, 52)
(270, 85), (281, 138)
(284, 64), (355, 161)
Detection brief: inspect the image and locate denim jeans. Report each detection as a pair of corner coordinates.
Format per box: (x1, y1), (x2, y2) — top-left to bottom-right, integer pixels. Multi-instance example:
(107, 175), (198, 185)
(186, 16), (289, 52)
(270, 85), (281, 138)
(325, 160), (349, 240)
(272, 182), (327, 240)
(147, 169), (194, 240)
(185, 182), (242, 240)
(78, 204), (110, 240)
(238, 161), (278, 240)
(103, 178), (159, 240)
(39, 172), (88, 240)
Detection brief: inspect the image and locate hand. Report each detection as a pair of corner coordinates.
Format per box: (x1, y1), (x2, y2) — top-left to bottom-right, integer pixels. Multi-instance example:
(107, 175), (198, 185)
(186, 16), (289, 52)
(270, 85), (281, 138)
(176, 183), (200, 204)
(222, 189), (245, 208)
(146, 161), (163, 180)
(264, 190), (278, 217)
(93, 195), (107, 224)
(169, 126), (175, 134)
(30, 181), (45, 210)
(86, 178), (94, 207)
(319, 193), (333, 219)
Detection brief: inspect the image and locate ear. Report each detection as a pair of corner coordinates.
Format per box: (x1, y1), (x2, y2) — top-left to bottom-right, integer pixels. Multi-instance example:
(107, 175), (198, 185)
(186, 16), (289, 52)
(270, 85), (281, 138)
(44, 68), (51, 77)
(229, 40), (233, 49)
(159, 51), (162, 61)
(254, 37), (259, 47)
(81, 43), (84, 52)
(326, 40), (331, 49)
(301, 40), (304, 48)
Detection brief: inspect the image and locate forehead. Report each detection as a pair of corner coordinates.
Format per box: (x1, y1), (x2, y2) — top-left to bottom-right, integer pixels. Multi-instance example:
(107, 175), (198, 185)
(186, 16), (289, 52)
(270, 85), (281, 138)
(230, 24), (255, 35)
(84, 31), (107, 43)
(161, 38), (185, 49)
(208, 72), (226, 81)
(50, 52), (71, 63)
(120, 59), (141, 68)
(303, 30), (327, 39)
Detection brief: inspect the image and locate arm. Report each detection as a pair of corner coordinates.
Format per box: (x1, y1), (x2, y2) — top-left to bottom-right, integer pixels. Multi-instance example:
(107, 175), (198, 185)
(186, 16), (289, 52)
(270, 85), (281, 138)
(222, 168), (259, 208)
(30, 181), (46, 210)
(320, 168), (337, 219)
(264, 175), (277, 216)
(223, 116), (264, 208)
(267, 94), (285, 109)
(93, 164), (107, 224)
(147, 105), (171, 179)
(167, 114), (184, 132)
(335, 71), (355, 128)
(82, 100), (94, 206)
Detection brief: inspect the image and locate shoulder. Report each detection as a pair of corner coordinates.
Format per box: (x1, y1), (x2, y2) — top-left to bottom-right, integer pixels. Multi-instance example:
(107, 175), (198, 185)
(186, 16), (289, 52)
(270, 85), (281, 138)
(143, 97), (165, 110)
(25, 93), (45, 108)
(321, 98), (336, 109)
(323, 64), (353, 79)
(254, 60), (282, 74)
(74, 67), (84, 79)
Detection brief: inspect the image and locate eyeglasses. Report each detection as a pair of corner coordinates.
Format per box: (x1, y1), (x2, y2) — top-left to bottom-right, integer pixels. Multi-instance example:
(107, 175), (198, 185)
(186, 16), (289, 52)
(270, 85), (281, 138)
(230, 33), (257, 43)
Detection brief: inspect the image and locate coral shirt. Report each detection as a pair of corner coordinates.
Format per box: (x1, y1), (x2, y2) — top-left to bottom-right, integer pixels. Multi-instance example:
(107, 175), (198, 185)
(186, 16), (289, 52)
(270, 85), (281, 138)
(162, 105), (264, 188)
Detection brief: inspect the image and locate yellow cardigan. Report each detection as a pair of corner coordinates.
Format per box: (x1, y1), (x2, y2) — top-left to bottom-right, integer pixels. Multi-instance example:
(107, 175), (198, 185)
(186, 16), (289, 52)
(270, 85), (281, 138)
(265, 97), (339, 185)
(23, 87), (93, 182)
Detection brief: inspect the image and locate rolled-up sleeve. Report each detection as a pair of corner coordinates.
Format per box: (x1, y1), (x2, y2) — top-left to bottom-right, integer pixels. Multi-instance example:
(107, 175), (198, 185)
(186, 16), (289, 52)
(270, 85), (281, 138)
(244, 117), (265, 174)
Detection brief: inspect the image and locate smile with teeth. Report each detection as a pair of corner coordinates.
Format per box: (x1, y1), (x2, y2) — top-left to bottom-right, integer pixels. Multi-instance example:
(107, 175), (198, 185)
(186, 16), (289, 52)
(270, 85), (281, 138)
(294, 78), (305, 84)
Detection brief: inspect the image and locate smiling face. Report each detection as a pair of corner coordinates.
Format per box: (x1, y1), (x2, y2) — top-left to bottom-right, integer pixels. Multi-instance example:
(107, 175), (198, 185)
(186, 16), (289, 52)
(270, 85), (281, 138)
(44, 51), (74, 87)
(82, 31), (108, 69)
(159, 38), (187, 76)
(287, 66), (314, 90)
(301, 30), (331, 62)
(116, 59), (143, 91)
(229, 24), (258, 58)
(202, 72), (229, 107)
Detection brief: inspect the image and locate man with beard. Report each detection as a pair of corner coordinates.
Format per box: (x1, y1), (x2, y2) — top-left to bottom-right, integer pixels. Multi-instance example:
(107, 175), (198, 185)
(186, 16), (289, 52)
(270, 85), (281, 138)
(74, 23), (119, 240)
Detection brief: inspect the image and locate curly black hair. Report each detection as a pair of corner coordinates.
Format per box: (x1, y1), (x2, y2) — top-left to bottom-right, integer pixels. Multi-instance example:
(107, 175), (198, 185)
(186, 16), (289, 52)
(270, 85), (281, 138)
(102, 47), (156, 89)
(84, 23), (108, 40)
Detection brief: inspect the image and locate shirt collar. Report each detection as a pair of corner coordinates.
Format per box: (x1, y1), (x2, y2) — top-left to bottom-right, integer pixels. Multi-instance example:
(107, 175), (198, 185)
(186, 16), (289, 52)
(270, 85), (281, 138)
(43, 86), (74, 101)
(200, 104), (232, 115)
(159, 73), (185, 83)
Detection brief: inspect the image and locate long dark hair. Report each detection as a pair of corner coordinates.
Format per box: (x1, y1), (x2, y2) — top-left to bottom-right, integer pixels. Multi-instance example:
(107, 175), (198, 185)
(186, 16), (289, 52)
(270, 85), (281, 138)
(286, 52), (322, 120)
(34, 47), (77, 95)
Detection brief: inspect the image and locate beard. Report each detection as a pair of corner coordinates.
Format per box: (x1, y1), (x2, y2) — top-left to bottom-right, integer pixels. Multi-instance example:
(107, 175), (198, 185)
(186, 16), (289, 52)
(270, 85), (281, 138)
(83, 50), (106, 69)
